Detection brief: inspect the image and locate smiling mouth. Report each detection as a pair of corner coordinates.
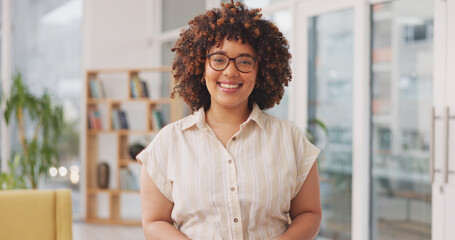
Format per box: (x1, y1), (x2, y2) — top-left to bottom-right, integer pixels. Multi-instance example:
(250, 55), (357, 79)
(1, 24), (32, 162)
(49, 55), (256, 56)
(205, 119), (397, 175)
(218, 82), (242, 89)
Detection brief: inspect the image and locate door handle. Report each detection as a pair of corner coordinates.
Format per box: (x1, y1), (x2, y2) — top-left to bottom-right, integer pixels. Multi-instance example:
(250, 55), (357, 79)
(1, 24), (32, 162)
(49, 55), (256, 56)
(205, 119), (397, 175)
(431, 107), (439, 183)
(431, 107), (435, 183)
(445, 107), (455, 184)
(444, 107), (449, 184)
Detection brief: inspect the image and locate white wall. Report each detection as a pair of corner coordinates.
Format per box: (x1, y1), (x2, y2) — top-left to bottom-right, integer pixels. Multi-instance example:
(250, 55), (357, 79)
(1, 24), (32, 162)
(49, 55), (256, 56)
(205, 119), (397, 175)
(83, 0), (150, 69)
(81, 0), (152, 220)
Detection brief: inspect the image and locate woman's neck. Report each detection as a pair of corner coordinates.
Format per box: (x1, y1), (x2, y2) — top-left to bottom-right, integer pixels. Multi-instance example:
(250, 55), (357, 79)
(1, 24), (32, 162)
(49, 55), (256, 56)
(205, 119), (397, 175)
(206, 103), (251, 128)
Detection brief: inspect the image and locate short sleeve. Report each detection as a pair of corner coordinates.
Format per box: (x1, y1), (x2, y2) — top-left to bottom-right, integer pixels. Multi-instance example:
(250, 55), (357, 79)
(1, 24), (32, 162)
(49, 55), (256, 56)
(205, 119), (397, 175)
(136, 129), (173, 202)
(292, 126), (320, 198)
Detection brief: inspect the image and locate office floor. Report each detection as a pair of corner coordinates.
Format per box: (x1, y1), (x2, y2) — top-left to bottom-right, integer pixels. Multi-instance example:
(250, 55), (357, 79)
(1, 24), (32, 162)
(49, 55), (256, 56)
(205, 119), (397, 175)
(73, 221), (145, 240)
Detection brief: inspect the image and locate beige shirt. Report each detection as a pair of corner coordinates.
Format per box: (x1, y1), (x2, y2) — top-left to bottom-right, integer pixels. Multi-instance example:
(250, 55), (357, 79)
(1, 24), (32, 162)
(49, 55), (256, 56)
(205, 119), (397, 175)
(137, 104), (320, 240)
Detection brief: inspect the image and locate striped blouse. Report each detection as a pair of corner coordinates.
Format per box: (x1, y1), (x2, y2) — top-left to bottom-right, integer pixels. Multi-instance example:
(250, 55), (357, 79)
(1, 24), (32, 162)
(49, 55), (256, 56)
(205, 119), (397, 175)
(137, 103), (320, 240)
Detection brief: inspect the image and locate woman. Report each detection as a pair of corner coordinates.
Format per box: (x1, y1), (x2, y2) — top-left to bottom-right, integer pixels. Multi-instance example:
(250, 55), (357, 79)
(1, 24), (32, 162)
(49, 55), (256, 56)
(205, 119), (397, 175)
(137, 1), (321, 239)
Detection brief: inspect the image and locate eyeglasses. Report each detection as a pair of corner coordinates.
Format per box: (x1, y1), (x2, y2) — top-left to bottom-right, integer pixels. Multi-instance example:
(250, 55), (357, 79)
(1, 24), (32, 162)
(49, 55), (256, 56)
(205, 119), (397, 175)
(206, 53), (257, 73)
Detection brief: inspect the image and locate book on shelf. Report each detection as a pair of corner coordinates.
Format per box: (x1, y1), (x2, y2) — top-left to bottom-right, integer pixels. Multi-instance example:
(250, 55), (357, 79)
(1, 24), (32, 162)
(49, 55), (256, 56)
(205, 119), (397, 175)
(89, 77), (106, 99)
(130, 76), (149, 98)
(88, 107), (103, 130)
(111, 109), (120, 130)
(118, 110), (129, 129)
(134, 77), (142, 98)
(140, 81), (149, 98)
(89, 79), (97, 98)
(151, 110), (165, 130)
(130, 78), (138, 98)
(119, 167), (139, 190)
(111, 109), (129, 130)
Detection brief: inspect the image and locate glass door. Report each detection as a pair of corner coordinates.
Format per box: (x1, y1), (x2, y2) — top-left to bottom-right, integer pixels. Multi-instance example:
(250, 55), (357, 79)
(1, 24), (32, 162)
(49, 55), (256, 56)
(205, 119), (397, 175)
(370, 0), (433, 239)
(432, 0), (455, 239)
(443, 1), (455, 239)
(297, 1), (439, 239)
(298, 2), (355, 239)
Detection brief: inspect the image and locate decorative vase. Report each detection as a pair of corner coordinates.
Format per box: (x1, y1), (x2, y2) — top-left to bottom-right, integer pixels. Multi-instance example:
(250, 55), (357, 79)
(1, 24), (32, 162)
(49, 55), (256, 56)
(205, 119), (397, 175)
(97, 162), (110, 188)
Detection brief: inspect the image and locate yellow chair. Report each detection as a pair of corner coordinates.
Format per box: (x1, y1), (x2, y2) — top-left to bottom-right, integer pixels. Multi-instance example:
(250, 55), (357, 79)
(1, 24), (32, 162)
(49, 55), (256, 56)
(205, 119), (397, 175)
(0, 189), (73, 240)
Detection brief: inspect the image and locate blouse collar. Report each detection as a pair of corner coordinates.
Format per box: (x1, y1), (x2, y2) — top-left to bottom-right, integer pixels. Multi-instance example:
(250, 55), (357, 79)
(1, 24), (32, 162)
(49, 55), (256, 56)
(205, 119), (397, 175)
(180, 103), (265, 131)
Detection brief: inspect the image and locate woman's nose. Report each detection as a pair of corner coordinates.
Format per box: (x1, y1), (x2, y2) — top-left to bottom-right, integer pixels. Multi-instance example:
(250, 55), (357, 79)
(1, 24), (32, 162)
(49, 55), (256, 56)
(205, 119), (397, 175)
(223, 60), (239, 77)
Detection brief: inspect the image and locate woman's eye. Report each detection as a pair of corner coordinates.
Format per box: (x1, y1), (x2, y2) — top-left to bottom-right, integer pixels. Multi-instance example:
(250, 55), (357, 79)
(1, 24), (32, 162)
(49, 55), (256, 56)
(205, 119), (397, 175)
(238, 59), (253, 65)
(214, 58), (225, 62)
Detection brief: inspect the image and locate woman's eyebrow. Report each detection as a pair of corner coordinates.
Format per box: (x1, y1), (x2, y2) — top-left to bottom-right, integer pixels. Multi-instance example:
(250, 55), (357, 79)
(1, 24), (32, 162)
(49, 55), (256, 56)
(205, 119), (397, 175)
(211, 51), (255, 57)
(211, 50), (227, 54)
(238, 53), (255, 57)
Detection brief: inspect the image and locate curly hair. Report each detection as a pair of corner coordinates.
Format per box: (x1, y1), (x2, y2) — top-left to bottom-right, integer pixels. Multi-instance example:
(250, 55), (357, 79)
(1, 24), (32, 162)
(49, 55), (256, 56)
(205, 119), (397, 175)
(171, 0), (292, 112)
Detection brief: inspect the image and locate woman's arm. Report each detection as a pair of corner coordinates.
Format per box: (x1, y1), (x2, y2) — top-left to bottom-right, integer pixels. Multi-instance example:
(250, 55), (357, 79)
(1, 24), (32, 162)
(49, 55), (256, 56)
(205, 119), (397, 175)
(279, 163), (322, 240)
(140, 167), (190, 240)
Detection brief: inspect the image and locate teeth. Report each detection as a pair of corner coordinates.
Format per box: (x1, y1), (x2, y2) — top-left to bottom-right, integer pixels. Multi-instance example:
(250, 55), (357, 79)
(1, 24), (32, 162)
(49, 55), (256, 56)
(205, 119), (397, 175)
(219, 83), (240, 89)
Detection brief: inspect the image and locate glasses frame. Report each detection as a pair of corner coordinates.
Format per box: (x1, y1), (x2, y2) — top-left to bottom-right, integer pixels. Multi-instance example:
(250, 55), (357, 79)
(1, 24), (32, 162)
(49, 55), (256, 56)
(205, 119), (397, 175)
(206, 53), (257, 73)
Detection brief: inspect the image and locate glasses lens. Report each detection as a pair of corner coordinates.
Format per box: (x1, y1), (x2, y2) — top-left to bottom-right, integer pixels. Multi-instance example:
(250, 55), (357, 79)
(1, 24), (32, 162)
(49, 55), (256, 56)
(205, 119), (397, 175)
(209, 54), (229, 70)
(235, 56), (255, 72)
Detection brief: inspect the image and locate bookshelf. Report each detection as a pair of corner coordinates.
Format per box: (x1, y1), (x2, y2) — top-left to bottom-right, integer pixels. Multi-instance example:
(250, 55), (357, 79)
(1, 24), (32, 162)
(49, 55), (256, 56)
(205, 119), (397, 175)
(85, 67), (185, 225)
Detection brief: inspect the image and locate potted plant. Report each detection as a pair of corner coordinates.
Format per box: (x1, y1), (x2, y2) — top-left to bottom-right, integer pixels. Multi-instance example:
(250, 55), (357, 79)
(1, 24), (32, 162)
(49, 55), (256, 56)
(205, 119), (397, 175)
(306, 118), (329, 145)
(0, 154), (27, 190)
(3, 72), (63, 189)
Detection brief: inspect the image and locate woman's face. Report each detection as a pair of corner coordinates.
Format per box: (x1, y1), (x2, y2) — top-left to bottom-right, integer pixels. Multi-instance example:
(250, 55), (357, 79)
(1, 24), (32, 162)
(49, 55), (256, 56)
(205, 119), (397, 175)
(204, 38), (258, 111)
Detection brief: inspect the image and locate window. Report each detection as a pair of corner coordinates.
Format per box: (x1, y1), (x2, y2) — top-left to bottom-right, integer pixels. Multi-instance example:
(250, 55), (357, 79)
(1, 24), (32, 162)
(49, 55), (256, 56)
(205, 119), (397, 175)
(11, 0), (83, 217)
(370, 1), (433, 238)
(403, 19), (433, 44)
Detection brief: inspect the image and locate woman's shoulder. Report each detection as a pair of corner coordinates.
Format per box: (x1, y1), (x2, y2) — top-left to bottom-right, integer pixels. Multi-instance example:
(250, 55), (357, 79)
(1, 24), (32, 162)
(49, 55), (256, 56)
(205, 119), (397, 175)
(145, 114), (195, 150)
(156, 113), (200, 136)
(258, 110), (311, 142)
(157, 114), (191, 132)
(260, 110), (300, 131)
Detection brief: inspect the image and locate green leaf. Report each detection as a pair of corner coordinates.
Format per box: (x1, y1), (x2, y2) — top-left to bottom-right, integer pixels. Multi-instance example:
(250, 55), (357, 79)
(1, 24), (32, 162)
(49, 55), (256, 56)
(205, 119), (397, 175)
(2, 71), (64, 189)
(309, 118), (328, 136)
(0, 154), (27, 190)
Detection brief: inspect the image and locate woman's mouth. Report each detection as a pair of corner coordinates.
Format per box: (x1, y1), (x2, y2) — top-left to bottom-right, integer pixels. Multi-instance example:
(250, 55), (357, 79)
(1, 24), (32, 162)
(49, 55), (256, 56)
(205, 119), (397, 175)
(219, 83), (241, 89)
(217, 82), (243, 93)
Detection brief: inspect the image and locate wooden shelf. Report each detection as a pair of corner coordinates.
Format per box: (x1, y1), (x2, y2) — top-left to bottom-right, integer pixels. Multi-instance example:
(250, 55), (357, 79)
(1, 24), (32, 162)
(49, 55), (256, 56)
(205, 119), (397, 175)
(119, 159), (138, 167)
(87, 188), (115, 194)
(85, 217), (141, 226)
(87, 129), (158, 135)
(87, 98), (171, 105)
(87, 66), (172, 74)
(87, 188), (140, 194)
(114, 189), (141, 194)
(85, 67), (185, 226)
